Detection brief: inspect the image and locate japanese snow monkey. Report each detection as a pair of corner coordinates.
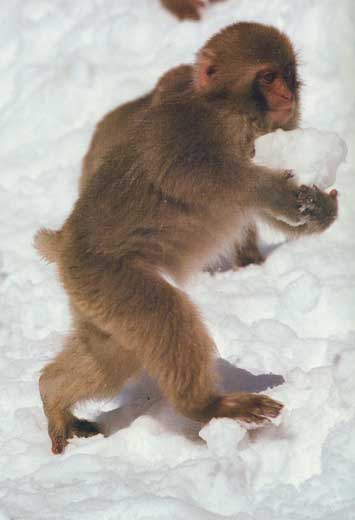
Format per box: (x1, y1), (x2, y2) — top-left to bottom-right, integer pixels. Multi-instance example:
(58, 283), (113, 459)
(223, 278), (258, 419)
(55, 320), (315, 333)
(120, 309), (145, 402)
(35, 22), (338, 453)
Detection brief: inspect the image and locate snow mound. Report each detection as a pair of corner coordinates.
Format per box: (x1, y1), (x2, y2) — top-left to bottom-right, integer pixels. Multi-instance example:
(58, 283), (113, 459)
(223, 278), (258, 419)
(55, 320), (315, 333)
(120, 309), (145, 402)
(254, 128), (347, 189)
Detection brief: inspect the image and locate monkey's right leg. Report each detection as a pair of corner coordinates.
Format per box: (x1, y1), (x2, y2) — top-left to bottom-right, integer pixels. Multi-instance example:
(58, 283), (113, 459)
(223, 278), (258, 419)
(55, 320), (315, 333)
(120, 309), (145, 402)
(39, 321), (140, 454)
(98, 265), (283, 425)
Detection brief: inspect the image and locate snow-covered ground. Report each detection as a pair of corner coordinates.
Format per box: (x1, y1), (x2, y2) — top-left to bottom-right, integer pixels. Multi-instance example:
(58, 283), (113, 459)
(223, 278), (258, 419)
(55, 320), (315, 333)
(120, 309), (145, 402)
(1, 0), (355, 518)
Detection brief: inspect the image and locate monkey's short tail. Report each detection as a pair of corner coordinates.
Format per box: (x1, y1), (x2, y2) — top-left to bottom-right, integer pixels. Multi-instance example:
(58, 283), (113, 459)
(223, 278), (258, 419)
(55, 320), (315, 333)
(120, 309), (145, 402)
(33, 228), (61, 263)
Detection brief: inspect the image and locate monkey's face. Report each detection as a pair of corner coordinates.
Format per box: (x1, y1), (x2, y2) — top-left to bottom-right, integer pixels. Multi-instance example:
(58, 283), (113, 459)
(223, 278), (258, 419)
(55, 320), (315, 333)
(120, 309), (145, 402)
(252, 62), (299, 126)
(194, 22), (300, 128)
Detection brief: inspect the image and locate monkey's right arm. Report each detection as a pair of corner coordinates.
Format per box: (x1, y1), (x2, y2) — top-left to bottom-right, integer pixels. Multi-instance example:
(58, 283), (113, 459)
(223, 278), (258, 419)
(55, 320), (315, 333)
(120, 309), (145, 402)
(249, 166), (338, 234)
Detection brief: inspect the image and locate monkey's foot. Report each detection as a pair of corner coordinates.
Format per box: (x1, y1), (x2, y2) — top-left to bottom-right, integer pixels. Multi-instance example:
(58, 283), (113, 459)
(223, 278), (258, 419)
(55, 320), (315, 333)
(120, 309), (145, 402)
(233, 249), (265, 270)
(212, 392), (283, 424)
(49, 417), (101, 454)
(51, 434), (68, 455)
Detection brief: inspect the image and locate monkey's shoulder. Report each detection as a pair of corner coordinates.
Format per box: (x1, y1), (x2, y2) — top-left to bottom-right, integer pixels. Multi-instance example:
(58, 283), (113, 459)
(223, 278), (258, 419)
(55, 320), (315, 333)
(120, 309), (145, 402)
(153, 64), (193, 104)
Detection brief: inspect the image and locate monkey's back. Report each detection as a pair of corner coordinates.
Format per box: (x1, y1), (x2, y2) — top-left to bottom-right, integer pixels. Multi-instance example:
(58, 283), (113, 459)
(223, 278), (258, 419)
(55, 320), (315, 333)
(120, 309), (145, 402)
(60, 97), (246, 291)
(81, 93), (152, 193)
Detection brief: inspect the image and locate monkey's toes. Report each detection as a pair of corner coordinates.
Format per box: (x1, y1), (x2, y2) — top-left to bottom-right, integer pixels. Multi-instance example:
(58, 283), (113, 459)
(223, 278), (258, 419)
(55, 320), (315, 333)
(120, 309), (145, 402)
(70, 418), (101, 438)
(239, 394), (283, 422)
(217, 393), (283, 424)
(51, 435), (68, 455)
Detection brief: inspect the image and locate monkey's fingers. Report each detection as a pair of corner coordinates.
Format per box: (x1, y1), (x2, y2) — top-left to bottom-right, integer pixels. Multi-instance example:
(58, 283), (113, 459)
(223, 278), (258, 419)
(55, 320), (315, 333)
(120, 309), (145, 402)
(296, 184), (338, 233)
(308, 185), (338, 199)
(297, 185), (317, 215)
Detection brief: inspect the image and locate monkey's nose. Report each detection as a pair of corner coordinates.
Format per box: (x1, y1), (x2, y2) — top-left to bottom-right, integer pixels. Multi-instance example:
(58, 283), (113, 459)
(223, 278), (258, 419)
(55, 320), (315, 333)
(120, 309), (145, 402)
(281, 90), (293, 101)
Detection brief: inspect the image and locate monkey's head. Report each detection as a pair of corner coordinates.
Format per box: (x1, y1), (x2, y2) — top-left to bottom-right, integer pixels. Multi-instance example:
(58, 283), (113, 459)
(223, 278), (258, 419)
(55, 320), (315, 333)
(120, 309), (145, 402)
(194, 22), (301, 129)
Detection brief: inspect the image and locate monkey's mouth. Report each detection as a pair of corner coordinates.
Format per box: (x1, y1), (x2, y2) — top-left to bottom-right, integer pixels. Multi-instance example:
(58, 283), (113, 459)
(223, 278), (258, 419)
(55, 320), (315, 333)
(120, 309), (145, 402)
(268, 103), (294, 123)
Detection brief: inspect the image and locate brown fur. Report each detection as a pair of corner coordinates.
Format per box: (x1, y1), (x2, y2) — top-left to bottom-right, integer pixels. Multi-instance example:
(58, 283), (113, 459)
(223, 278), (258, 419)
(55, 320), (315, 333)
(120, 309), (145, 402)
(160, 0), (224, 21)
(36, 23), (337, 454)
(34, 228), (61, 264)
(80, 65), (192, 194)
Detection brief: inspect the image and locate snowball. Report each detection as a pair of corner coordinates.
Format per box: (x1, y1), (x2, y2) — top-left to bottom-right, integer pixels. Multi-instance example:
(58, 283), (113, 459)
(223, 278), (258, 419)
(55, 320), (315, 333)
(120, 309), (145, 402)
(253, 128), (347, 189)
(199, 418), (245, 457)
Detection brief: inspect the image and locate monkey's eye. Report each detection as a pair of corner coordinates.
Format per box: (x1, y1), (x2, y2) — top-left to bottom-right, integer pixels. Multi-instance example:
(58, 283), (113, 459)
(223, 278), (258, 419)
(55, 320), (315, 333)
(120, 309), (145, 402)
(284, 64), (294, 79)
(261, 72), (276, 84)
(206, 65), (216, 77)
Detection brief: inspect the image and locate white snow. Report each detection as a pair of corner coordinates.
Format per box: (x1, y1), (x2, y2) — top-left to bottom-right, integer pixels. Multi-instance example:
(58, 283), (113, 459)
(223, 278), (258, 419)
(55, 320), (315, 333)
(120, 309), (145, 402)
(1, 1), (355, 519)
(254, 128), (347, 189)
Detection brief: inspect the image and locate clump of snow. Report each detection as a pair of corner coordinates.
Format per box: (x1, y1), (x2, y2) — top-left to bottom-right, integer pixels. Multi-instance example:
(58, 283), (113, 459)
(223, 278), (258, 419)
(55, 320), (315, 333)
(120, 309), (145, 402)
(1, 0), (355, 519)
(254, 128), (347, 189)
(199, 418), (246, 457)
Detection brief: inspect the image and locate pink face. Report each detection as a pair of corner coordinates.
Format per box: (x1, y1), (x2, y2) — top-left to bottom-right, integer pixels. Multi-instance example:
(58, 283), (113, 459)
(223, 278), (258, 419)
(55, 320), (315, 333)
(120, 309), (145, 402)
(256, 64), (296, 124)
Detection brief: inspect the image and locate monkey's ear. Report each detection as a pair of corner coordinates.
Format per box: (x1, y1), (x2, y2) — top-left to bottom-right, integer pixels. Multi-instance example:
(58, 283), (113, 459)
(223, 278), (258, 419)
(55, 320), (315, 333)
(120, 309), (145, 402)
(194, 48), (217, 92)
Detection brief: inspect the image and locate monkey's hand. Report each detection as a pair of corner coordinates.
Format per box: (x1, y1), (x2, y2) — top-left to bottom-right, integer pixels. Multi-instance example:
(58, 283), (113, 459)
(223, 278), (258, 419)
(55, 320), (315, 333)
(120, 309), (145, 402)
(296, 185), (338, 233)
(210, 392), (283, 425)
(266, 172), (338, 231)
(276, 183), (338, 229)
